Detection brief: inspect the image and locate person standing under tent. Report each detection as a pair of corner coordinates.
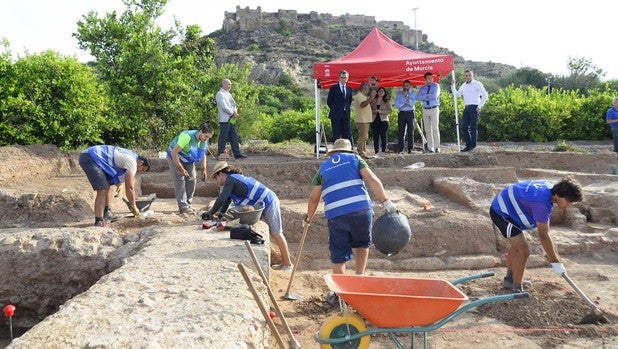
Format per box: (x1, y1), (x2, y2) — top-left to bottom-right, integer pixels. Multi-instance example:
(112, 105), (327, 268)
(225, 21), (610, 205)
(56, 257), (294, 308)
(451, 70), (488, 152)
(370, 87), (392, 154)
(326, 70), (354, 146)
(416, 72), (442, 153)
(394, 80), (417, 154)
(352, 82), (375, 159)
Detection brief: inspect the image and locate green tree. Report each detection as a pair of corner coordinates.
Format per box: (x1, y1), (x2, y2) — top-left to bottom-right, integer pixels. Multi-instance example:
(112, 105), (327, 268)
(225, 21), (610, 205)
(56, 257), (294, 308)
(551, 57), (605, 94)
(0, 50), (108, 148)
(74, 0), (216, 149)
(496, 67), (550, 89)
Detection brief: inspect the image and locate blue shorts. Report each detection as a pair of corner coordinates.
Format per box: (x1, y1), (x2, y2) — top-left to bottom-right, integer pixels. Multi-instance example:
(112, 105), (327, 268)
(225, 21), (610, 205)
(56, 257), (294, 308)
(79, 152), (110, 190)
(327, 209), (374, 264)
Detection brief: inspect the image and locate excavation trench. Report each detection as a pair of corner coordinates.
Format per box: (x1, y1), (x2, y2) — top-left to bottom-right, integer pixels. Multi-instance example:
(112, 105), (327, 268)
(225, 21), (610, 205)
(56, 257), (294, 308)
(0, 144), (616, 347)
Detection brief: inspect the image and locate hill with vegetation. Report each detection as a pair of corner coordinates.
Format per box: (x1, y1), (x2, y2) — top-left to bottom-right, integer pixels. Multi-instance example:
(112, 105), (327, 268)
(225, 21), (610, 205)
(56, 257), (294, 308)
(208, 7), (515, 89)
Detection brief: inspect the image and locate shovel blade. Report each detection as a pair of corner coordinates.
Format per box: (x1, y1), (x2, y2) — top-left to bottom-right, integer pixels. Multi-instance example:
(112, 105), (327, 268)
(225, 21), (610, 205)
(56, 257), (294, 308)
(283, 292), (303, 301)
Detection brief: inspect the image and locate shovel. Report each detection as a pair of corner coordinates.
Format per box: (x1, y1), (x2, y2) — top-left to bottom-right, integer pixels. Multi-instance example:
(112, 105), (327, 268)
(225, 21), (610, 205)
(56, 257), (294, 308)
(561, 272), (608, 324)
(283, 223), (310, 300)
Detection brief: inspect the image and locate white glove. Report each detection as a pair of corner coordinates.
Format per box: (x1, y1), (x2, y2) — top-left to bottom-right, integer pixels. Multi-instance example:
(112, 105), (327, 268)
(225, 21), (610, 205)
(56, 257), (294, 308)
(383, 199), (397, 213)
(302, 214), (311, 228)
(551, 262), (566, 275)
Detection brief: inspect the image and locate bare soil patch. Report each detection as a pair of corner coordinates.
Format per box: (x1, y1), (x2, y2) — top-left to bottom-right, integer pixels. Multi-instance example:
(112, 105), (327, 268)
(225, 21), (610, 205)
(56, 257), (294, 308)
(0, 142), (616, 348)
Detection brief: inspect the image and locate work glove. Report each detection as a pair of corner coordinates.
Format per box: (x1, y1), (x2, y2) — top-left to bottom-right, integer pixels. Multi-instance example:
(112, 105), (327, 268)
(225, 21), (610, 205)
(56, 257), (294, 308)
(131, 206), (141, 219)
(302, 214), (311, 228)
(382, 199), (398, 213)
(202, 211), (214, 221)
(551, 262), (566, 275)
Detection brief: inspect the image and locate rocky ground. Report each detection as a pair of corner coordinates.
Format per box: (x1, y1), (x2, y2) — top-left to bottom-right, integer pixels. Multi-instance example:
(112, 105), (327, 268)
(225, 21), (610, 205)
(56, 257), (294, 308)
(0, 141), (616, 348)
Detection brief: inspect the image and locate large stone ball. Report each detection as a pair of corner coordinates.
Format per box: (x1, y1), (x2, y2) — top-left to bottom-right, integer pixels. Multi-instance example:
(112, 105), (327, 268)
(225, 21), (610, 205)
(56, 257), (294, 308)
(371, 211), (411, 256)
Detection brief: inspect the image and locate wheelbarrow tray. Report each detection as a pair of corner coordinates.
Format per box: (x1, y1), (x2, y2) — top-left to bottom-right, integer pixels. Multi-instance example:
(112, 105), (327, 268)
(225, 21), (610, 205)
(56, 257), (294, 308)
(324, 274), (468, 328)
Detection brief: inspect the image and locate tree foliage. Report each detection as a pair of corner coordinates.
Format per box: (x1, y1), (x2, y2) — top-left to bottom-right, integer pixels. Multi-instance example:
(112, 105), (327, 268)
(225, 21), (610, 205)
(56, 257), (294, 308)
(73, 0), (216, 149)
(0, 49), (108, 148)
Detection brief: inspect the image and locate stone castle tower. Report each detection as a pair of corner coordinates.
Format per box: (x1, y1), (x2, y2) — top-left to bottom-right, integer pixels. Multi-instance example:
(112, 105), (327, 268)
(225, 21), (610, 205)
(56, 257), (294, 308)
(222, 6), (423, 48)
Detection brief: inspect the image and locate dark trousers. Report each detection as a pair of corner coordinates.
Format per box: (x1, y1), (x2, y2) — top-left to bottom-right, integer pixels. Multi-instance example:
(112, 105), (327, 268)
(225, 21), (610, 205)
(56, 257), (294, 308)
(217, 122), (241, 156)
(371, 117), (389, 153)
(397, 110), (415, 152)
(330, 115), (354, 146)
(462, 105), (479, 149)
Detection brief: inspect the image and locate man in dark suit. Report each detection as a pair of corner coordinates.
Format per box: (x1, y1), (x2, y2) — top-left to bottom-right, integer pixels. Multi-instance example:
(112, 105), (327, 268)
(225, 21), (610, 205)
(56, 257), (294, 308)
(326, 70), (354, 145)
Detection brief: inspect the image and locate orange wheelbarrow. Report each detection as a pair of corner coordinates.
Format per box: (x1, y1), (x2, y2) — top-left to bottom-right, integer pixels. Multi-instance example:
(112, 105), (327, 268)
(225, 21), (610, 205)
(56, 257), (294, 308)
(315, 272), (528, 349)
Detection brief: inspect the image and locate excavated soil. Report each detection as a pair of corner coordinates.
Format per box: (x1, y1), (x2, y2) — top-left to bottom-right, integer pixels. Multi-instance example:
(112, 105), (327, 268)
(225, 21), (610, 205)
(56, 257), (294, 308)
(0, 142), (617, 348)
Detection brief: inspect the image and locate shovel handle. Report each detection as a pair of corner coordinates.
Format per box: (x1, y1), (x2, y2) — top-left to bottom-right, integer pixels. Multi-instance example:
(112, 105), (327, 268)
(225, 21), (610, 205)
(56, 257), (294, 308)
(284, 223), (310, 297)
(238, 263), (287, 349)
(561, 273), (603, 315)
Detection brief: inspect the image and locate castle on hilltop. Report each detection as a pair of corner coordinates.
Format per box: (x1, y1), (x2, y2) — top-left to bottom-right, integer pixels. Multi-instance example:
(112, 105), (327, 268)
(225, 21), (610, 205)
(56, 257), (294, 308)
(222, 6), (424, 48)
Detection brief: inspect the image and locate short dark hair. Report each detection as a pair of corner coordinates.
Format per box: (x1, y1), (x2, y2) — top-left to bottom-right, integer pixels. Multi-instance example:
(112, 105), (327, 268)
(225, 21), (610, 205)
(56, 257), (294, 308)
(551, 176), (583, 203)
(138, 155), (150, 170)
(424, 72), (433, 78)
(198, 122), (213, 134)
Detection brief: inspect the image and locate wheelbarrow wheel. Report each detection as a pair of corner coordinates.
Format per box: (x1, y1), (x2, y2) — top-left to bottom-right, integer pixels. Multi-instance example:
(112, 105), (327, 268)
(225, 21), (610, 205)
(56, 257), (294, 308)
(318, 312), (370, 349)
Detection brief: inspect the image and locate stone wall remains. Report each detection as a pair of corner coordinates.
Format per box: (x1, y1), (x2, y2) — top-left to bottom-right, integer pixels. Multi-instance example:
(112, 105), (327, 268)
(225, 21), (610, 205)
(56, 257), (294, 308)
(223, 6), (422, 48)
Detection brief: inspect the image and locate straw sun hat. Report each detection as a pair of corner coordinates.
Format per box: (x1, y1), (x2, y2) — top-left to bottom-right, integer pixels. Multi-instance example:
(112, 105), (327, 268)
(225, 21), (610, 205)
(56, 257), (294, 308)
(211, 161), (229, 179)
(327, 138), (356, 156)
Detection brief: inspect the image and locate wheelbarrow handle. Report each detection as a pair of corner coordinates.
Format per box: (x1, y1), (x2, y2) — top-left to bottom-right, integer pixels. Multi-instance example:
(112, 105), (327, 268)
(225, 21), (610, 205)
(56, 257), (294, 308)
(451, 271), (495, 286)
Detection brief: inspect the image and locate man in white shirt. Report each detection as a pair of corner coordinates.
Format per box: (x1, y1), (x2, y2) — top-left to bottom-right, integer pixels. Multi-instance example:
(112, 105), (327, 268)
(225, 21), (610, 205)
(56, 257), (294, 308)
(451, 70), (489, 152)
(216, 78), (247, 159)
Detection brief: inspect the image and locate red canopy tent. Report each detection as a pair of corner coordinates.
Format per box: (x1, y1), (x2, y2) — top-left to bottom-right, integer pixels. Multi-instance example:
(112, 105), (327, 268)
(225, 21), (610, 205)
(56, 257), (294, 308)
(313, 28), (454, 89)
(312, 28), (458, 157)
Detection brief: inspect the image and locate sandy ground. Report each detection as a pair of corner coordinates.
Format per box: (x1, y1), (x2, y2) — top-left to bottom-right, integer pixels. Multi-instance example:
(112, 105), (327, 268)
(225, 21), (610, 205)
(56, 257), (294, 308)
(0, 142), (616, 348)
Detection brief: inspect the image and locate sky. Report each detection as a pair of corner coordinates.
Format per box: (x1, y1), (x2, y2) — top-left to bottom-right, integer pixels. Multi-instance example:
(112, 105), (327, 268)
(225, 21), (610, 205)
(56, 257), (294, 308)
(1, 0), (616, 80)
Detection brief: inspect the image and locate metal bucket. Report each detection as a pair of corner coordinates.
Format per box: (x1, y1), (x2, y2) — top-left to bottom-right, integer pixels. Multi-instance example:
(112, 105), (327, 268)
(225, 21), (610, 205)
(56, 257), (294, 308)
(229, 201), (265, 225)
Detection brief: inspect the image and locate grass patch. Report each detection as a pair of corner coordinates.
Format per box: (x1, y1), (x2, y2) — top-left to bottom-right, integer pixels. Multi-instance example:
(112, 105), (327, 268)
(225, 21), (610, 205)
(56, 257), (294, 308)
(553, 140), (582, 152)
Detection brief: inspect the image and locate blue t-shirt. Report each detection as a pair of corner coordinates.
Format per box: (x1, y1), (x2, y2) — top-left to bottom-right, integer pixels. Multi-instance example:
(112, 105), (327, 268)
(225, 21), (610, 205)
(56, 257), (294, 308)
(606, 107), (618, 129)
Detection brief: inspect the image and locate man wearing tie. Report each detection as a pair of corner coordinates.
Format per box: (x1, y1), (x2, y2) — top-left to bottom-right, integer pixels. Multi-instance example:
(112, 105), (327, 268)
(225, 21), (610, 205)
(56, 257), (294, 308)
(326, 70), (354, 145)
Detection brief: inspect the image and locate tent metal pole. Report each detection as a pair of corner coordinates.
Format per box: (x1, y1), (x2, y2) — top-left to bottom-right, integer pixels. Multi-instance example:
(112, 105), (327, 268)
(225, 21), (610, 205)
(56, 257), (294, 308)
(314, 79), (321, 159)
(451, 70), (461, 152)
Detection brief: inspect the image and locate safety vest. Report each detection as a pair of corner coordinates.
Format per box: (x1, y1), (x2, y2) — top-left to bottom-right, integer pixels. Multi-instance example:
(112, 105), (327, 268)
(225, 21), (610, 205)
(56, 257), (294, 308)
(320, 153), (371, 220)
(167, 130), (207, 163)
(88, 145), (135, 185)
(491, 180), (553, 230)
(229, 174), (275, 207)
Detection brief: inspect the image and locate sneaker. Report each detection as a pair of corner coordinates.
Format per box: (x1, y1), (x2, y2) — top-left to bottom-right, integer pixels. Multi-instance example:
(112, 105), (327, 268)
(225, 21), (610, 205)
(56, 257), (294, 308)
(180, 207), (196, 215)
(511, 287), (524, 294)
(234, 154), (248, 159)
(94, 219), (110, 227)
(326, 291), (340, 306)
(104, 210), (121, 222)
(435, 148), (441, 153)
